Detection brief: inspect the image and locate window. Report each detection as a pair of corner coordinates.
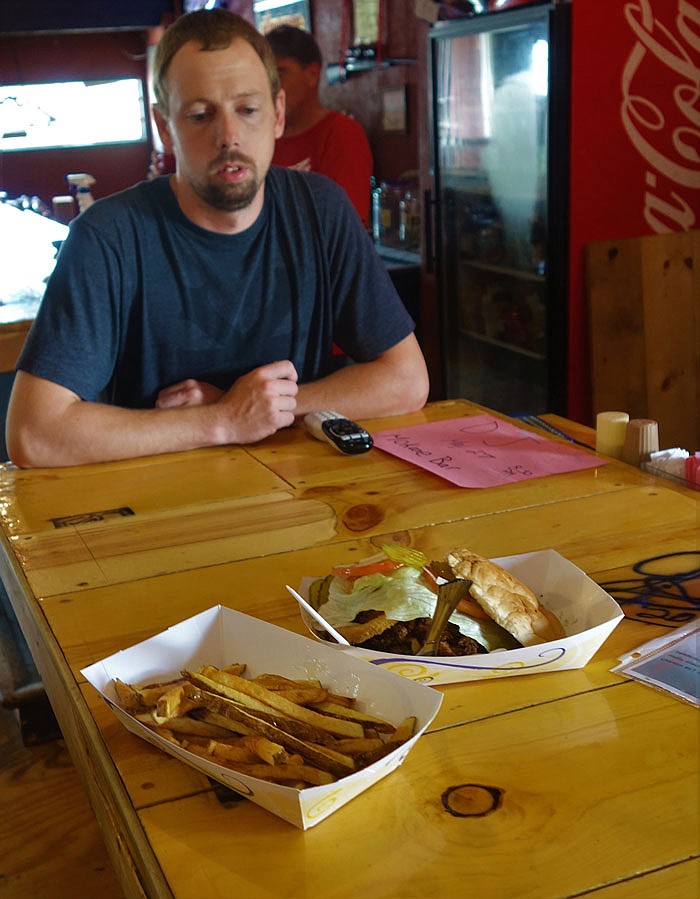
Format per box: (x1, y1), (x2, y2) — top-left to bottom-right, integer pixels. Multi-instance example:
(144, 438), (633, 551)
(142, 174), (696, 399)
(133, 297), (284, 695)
(0, 78), (147, 152)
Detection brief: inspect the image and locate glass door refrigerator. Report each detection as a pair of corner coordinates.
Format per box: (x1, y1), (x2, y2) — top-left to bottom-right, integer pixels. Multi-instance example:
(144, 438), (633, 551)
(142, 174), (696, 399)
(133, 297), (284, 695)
(428, 1), (571, 415)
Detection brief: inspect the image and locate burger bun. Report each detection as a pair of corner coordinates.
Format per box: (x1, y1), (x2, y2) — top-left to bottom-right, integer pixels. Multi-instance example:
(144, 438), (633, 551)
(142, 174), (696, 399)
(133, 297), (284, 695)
(446, 548), (565, 646)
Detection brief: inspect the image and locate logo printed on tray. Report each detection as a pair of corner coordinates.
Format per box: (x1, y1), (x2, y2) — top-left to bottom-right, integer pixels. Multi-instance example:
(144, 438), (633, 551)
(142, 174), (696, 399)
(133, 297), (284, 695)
(621, 1), (700, 231)
(371, 646), (567, 679)
(307, 790), (343, 820)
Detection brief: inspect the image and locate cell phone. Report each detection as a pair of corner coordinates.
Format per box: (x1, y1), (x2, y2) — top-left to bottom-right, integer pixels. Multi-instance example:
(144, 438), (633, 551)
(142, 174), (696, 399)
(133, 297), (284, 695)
(303, 411), (373, 455)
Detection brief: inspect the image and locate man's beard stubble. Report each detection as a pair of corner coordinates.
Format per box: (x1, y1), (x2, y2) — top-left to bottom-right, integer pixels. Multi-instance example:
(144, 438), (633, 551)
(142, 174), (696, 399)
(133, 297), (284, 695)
(196, 173), (261, 212)
(193, 159), (261, 212)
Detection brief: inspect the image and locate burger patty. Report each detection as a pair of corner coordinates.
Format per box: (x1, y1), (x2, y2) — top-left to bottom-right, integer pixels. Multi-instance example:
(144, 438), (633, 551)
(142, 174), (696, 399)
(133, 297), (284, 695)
(353, 610), (487, 656)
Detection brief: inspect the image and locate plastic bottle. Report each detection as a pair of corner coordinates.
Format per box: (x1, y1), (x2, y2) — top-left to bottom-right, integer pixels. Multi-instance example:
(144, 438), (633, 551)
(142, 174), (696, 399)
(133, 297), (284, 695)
(379, 180), (401, 247)
(371, 180), (382, 242)
(399, 189), (420, 250)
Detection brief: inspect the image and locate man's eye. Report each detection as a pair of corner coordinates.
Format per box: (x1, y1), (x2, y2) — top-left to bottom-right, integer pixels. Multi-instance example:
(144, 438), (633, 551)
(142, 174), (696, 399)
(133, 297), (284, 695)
(241, 106), (258, 116)
(187, 110), (208, 122)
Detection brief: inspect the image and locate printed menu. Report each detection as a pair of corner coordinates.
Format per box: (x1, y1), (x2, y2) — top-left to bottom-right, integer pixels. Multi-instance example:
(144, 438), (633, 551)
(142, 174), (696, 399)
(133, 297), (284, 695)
(613, 620), (699, 707)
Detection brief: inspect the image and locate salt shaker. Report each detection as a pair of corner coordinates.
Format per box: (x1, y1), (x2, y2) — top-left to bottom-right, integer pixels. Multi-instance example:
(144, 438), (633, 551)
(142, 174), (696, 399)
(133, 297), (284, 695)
(622, 419), (660, 465)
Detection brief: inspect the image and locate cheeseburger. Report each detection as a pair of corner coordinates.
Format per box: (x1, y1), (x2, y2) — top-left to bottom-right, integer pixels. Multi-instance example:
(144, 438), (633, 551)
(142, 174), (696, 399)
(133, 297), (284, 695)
(309, 545), (564, 656)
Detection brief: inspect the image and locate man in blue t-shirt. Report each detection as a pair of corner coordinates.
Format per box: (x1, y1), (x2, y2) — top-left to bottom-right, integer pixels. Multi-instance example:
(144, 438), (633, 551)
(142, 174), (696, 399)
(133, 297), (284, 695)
(7, 9), (428, 468)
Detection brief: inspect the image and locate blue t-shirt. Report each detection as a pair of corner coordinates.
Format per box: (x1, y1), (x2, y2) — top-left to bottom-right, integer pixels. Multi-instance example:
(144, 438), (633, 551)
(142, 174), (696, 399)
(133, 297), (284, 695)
(18, 167), (414, 408)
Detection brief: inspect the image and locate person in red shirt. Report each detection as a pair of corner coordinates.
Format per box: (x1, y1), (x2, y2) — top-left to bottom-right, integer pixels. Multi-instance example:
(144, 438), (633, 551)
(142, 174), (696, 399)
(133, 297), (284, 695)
(266, 25), (373, 227)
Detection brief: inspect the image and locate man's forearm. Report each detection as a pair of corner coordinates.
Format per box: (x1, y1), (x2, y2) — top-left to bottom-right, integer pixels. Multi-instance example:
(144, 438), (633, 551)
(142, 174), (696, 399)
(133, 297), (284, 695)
(9, 399), (228, 468)
(7, 364), (299, 468)
(295, 339), (429, 421)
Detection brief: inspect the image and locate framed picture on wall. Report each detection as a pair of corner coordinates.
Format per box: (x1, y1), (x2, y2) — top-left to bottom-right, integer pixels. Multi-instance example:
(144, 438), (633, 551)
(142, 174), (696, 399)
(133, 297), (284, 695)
(253, 1), (311, 34)
(382, 86), (408, 133)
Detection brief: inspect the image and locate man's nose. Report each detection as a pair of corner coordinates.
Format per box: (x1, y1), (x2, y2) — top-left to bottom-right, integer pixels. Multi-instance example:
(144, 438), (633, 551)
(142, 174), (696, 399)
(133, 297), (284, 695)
(217, 111), (240, 149)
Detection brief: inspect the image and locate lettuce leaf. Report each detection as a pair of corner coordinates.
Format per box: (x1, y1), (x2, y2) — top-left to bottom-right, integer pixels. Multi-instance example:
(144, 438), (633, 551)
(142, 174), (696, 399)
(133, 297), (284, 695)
(320, 567), (518, 651)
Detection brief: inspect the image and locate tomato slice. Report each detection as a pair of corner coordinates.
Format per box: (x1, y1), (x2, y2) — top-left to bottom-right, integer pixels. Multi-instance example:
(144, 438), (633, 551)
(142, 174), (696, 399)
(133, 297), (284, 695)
(332, 559), (404, 579)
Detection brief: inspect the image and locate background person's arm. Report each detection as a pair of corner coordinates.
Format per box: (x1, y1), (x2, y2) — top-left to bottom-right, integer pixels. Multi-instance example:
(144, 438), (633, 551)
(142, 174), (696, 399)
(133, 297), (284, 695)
(6, 362), (298, 468)
(317, 115), (374, 226)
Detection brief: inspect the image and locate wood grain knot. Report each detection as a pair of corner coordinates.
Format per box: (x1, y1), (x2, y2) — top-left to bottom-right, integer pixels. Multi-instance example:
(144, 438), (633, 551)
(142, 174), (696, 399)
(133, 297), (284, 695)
(441, 783), (504, 817)
(342, 504), (384, 531)
(607, 247), (618, 261)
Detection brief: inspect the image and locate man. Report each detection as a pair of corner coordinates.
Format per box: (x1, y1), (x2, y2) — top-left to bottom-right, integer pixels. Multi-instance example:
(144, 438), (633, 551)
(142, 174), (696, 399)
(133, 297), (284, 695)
(6, 9), (428, 468)
(267, 25), (373, 226)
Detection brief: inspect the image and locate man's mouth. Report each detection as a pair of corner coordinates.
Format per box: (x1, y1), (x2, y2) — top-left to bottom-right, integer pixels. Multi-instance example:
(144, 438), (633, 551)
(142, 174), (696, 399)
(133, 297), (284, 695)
(216, 160), (248, 182)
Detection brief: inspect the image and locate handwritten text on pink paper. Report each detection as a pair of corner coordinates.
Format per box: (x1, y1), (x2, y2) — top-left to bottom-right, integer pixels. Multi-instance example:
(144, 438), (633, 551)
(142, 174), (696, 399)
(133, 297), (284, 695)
(372, 415), (604, 488)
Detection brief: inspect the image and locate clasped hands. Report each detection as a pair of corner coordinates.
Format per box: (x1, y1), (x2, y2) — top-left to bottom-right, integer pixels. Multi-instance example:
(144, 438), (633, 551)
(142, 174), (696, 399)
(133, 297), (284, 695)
(155, 359), (299, 443)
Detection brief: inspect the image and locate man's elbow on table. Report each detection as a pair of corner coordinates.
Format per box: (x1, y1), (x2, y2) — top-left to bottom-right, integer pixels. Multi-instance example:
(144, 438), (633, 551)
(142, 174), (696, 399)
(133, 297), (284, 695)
(383, 334), (430, 415)
(6, 420), (45, 470)
(5, 371), (76, 469)
(396, 369), (429, 416)
(408, 360), (430, 412)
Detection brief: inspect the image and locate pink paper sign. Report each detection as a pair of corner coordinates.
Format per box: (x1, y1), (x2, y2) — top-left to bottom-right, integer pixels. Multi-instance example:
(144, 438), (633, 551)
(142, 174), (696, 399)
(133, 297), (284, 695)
(372, 414), (605, 488)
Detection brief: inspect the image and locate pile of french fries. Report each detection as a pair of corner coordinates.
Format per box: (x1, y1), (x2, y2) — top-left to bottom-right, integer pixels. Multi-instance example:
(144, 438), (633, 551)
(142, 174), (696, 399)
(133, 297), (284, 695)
(113, 664), (416, 790)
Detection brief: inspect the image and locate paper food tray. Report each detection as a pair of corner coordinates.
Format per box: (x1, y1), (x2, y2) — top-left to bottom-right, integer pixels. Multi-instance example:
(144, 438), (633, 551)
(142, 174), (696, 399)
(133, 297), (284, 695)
(82, 605), (442, 830)
(296, 549), (623, 686)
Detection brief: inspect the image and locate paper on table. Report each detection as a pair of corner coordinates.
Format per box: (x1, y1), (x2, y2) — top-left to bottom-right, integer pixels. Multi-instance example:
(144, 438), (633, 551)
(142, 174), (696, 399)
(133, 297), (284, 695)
(612, 620), (699, 707)
(372, 414), (605, 488)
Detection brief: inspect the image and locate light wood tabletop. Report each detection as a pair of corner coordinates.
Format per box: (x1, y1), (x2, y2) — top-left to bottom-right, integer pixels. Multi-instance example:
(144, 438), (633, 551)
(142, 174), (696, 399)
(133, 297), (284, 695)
(0, 399), (697, 899)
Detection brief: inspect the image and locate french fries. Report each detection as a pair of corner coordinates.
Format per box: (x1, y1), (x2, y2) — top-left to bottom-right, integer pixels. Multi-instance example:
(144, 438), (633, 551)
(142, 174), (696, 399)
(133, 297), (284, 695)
(113, 664), (416, 790)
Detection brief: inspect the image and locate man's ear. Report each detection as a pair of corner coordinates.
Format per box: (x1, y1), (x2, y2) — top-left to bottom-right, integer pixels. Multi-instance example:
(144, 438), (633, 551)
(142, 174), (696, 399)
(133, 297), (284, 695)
(152, 106), (174, 155)
(306, 61), (321, 90)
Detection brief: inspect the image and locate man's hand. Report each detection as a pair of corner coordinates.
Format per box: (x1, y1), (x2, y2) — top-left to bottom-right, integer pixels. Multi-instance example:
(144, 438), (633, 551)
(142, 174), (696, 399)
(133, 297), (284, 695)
(156, 362), (299, 443)
(156, 379), (224, 408)
(214, 360), (299, 444)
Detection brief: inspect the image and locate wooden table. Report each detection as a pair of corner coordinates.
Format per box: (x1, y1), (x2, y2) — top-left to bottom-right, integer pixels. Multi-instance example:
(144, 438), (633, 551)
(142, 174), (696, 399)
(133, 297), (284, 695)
(0, 399), (697, 899)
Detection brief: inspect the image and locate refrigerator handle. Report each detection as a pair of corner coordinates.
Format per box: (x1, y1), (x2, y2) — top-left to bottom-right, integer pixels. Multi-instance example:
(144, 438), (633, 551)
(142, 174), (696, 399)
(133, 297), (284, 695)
(423, 188), (435, 274)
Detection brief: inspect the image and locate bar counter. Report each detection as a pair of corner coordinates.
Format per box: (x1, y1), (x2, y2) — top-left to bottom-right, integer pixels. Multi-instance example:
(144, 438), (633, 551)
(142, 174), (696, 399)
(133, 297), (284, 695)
(0, 399), (697, 898)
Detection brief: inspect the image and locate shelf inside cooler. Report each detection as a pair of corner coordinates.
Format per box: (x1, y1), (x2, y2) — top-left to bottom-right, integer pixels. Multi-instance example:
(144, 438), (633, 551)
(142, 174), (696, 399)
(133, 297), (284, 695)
(459, 257), (546, 282)
(460, 328), (546, 361)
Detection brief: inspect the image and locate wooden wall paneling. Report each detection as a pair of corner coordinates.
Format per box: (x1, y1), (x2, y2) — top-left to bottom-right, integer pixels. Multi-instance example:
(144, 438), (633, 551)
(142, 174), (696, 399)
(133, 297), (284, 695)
(642, 230), (699, 447)
(586, 238), (647, 414)
(585, 229), (699, 451)
(0, 320), (32, 374)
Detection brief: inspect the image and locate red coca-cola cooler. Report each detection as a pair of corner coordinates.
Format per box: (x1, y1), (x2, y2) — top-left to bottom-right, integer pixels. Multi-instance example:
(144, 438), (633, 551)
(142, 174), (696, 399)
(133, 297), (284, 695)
(567, 0), (697, 422)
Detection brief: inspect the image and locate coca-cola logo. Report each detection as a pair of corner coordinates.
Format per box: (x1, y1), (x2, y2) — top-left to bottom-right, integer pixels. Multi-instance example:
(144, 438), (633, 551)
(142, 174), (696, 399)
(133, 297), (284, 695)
(621, 1), (700, 232)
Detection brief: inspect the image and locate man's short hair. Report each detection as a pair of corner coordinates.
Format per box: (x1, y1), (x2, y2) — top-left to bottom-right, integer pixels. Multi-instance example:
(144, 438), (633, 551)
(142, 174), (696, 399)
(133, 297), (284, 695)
(266, 25), (323, 68)
(153, 9), (280, 117)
